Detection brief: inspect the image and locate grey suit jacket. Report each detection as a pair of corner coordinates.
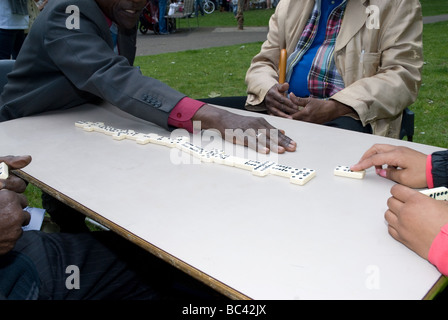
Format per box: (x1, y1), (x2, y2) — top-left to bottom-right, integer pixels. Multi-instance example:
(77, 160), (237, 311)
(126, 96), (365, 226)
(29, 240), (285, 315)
(0, 0), (186, 130)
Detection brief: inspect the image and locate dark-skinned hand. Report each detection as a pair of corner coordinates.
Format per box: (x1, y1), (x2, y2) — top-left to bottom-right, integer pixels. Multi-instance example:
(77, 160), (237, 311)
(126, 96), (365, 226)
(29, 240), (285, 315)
(192, 104), (297, 154)
(0, 155), (32, 255)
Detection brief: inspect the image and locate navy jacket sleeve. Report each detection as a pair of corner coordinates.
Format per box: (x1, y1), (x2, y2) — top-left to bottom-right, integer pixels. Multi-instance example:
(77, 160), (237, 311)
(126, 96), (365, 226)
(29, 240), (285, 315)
(432, 150), (448, 188)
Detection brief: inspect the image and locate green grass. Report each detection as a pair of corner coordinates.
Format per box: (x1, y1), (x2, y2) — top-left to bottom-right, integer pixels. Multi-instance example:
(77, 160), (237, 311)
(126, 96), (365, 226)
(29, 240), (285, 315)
(191, 8), (275, 27)
(411, 21), (448, 148)
(420, 0), (448, 16)
(135, 43), (262, 98)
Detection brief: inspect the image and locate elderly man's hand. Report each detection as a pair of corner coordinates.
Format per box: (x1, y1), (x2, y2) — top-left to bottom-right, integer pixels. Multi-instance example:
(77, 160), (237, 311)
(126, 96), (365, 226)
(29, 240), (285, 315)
(193, 104), (297, 154)
(0, 155), (32, 192)
(0, 155), (32, 255)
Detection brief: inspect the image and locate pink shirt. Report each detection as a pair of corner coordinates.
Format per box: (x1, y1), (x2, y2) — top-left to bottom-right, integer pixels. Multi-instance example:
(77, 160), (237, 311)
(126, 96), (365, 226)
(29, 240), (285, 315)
(426, 154), (448, 275)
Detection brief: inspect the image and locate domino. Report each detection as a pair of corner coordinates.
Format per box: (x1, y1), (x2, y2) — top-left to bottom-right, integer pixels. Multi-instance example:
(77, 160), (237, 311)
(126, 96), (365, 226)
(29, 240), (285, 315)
(0, 162), (8, 179)
(252, 161), (276, 177)
(420, 187), (448, 201)
(334, 165), (365, 179)
(75, 121), (319, 187)
(75, 120), (93, 128)
(234, 159), (262, 171)
(289, 168), (316, 186)
(112, 130), (127, 141)
(269, 164), (298, 178)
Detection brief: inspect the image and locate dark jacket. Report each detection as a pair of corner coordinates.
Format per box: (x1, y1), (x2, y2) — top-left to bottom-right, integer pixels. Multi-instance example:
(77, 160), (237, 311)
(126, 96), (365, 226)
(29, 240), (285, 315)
(432, 151), (448, 188)
(0, 0), (185, 130)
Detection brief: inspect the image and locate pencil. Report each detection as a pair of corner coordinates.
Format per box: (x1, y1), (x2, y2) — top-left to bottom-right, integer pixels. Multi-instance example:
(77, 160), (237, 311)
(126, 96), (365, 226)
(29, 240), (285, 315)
(278, 49), (287, 84)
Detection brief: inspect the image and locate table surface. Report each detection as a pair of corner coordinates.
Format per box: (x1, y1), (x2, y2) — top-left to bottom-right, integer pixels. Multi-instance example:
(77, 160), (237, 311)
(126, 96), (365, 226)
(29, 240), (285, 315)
(0, 102), (445, 300)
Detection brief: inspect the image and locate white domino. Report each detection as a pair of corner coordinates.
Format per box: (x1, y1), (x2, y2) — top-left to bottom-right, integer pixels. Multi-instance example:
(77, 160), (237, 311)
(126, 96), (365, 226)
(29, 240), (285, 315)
(76, 121), (319, 187)
(289, 168), (316, 186)
(252, 161), (276, 177)
(334, 165), (365, 179)
(269, 164), (299, 178)
(0, 162), (8, 179)
(234, 159), (262, 171)
(420, 187), (448, 201)
(112, 131), (127, 141)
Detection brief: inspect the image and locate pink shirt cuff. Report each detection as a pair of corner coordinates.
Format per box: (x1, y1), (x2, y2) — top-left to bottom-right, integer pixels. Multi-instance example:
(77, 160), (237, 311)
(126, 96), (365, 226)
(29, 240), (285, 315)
(427, 154), (434, 189)
(168, 97), (205, 132)
(429, 223), (448, 275)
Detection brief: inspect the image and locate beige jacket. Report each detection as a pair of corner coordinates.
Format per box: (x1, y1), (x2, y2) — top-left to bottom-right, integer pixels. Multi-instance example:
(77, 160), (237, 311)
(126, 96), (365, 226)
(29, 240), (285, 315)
(245, 0), (423, 138)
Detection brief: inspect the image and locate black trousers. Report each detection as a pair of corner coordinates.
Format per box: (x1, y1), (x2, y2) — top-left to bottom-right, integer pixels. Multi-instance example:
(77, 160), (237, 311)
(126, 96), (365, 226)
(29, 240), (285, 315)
(2, 231), (225, 300)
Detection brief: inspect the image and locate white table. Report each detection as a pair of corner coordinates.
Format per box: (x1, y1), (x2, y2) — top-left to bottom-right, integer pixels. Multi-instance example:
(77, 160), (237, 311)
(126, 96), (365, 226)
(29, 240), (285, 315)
(0, 102), (445, 300)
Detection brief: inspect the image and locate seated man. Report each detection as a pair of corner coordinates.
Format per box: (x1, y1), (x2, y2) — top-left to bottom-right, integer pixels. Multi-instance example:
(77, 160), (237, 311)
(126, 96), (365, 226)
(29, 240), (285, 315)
(0, 0), (296, 155)
(244, 0), (423, 138)
(0, 155), (226, 300)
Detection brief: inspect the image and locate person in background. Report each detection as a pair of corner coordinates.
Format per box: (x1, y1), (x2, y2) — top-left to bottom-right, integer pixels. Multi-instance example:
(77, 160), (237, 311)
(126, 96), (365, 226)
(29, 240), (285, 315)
(158, 0), (169, 34)
(0, 0), (29, 59)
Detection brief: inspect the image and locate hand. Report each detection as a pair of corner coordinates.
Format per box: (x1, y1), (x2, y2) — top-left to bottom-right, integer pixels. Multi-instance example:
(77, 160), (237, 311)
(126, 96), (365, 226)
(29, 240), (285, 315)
(0, 155), (32, 255)
(350, 144), (427, 188)
(192, 104), (297, 154)
(0, 190), (30, 255)
(0, 155), (32, 192)
(385, 184), (448, 260)
(289, 94), (353, 124)
(264, 83), (298, 119)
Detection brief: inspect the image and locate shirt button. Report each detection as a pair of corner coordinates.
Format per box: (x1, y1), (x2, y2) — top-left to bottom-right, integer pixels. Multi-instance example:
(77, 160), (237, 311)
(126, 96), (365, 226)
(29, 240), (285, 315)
(177, 113), (182, 118)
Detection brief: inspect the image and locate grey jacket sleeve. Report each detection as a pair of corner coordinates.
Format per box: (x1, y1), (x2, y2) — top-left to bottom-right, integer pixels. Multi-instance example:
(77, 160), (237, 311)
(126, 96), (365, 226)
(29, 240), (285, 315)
(43, 1), (186, 130)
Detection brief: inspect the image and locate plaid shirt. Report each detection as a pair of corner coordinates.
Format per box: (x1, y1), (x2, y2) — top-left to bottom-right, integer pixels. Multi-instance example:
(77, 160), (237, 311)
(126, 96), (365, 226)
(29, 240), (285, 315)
(286, 0), (347, 99)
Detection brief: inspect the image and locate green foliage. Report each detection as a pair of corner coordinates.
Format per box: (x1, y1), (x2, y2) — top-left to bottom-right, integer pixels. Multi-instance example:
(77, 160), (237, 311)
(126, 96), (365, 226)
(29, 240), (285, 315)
(420, 0), (448, 16)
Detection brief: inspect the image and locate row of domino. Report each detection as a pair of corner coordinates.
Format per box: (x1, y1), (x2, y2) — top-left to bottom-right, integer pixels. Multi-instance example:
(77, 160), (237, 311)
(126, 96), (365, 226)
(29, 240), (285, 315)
(75, 120), (317, 186)
(420, 186), (448, 201)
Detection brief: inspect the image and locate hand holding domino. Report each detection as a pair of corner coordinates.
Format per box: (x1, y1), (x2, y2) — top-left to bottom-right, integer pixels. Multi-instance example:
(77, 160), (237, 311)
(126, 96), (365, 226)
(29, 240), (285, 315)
(0, 156), (32, 192)
(0, 162), (8, 180)
(334, 165), (366, 179)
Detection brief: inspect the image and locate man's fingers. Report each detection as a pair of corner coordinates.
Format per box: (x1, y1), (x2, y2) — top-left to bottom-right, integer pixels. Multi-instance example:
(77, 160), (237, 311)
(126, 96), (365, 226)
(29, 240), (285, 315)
(0, 174), (28, 193)
(0, 155), (32, 170)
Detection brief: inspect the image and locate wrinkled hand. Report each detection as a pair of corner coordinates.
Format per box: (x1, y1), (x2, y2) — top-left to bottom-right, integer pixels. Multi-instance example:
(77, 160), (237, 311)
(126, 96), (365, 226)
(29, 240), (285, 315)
(289, 94), (353, 124)
(0, 190), (30, 255)
(385, 184), (448, 260)
(0, 155), (32, 192)
(193, 104), (297, 154)
(0, 155), (32, 255)
(264, 84), (353, 124)
(264, 83), (298, 119)
(350, 144), (427, 188)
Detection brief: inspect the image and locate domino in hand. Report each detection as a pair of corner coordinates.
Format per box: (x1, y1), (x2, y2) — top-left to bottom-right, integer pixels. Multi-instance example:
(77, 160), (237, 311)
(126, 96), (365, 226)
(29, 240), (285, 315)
(420, 186), (448, 201)
(334, 165), (365, 179)
(0, 162), (9, 179)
